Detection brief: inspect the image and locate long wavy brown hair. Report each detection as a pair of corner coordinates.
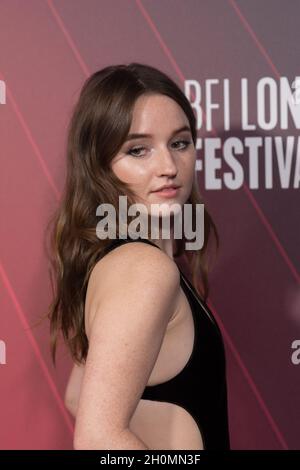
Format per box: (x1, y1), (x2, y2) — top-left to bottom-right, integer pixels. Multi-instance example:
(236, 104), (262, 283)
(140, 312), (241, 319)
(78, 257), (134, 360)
(46, 62), (219, 365)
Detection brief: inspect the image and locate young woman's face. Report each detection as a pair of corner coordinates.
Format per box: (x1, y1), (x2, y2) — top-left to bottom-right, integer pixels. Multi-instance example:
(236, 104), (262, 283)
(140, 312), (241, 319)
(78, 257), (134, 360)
(111, 93), (197, 219)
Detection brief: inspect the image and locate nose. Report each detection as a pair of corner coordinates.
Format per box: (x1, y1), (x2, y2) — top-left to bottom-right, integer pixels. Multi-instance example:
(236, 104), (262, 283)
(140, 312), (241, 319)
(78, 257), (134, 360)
(156, 146), (178, 177)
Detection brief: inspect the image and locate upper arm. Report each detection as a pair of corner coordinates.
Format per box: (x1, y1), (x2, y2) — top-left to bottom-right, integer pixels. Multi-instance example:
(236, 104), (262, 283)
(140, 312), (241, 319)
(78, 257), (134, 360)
(74, 243), (180, 448)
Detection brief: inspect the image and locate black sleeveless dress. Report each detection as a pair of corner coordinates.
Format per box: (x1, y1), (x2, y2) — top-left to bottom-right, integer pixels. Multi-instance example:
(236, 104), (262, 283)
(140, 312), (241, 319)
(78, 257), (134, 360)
(100, 236), (230, 450)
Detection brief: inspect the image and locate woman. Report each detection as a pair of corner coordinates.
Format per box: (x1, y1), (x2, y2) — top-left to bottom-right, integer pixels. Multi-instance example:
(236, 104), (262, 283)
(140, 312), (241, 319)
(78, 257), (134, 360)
(47, 63), (230, 450)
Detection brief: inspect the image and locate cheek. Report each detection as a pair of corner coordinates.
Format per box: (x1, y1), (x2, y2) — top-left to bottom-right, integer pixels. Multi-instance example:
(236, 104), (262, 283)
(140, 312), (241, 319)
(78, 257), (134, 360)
(181, 156), (196, 183)
(112, 160), (150, 187)
(111, 160), (136, 184)
(180, 157), (196, 198)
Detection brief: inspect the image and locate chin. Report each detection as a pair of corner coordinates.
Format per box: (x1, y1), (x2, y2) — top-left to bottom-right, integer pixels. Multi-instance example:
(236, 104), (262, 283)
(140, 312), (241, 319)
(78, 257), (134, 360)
(150, 202), (183, 219)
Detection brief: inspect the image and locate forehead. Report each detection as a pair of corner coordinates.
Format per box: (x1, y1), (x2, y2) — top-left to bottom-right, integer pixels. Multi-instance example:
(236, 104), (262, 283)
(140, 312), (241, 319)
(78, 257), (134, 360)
(129, 94), (189, 133)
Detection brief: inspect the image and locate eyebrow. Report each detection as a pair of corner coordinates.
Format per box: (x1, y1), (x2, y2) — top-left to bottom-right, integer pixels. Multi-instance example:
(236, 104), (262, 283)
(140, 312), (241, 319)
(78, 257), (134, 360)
(124, 125), (192, 142)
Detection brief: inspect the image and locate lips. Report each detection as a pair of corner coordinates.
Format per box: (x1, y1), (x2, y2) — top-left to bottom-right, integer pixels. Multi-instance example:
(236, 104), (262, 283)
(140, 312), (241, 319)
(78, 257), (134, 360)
(152, 185), (180, 192)
(151, 186), (180, 198)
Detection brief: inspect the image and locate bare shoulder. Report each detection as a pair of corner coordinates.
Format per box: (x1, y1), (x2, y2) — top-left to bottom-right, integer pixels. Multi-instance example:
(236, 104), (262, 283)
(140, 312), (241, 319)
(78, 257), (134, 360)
(85, 241), (180, 336)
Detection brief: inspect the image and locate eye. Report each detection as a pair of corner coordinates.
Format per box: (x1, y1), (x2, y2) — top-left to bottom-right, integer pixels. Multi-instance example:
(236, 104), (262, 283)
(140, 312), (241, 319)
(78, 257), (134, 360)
(126, 146), (147, 158)
(172, 139), (192, 150)
(126, 139), (192, 158)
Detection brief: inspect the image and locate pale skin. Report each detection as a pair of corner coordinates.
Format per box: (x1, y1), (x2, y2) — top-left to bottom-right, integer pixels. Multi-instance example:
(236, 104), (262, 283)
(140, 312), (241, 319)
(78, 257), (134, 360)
(68, 93), (198, 449)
